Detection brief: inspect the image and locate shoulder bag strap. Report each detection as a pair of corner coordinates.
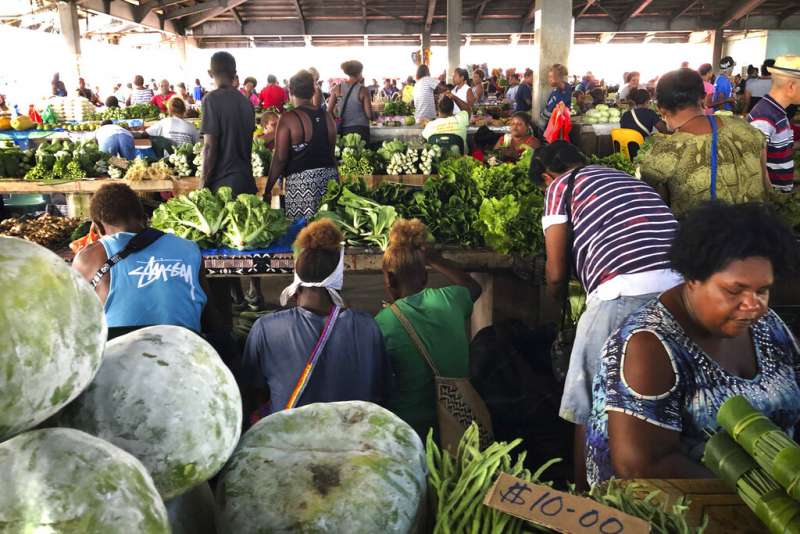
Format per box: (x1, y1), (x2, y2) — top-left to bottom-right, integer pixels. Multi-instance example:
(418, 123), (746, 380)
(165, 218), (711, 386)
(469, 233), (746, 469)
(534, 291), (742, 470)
(707, 115), (718, 200)
(389, 303), (441, 377)
(338, 83), (358, 120)
(630, 108), (650, 135)
(91, 228), (164, 289)
(559, 166), (583, 329)
(285, 305), (342, 410)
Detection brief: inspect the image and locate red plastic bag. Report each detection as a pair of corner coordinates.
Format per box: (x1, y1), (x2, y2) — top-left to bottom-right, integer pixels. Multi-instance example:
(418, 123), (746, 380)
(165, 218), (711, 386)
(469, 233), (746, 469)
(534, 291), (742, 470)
(543, 101), (572, 143)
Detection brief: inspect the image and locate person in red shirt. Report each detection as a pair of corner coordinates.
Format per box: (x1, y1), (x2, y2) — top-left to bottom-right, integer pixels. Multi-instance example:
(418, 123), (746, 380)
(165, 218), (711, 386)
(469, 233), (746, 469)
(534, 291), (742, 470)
(259, 74), (287, 111)
(151, 79), (176, 113)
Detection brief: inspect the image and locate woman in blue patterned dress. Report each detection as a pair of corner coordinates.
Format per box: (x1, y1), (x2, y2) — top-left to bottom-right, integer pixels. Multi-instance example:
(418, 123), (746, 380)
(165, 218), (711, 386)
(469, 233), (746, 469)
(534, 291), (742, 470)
(586, 202), (800, 486)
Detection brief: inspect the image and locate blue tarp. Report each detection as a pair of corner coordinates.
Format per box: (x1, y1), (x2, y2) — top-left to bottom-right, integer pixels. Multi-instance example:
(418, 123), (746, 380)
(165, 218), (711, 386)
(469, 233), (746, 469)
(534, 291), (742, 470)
(202, 217), (307, 256)
(0, 130), (61, 149)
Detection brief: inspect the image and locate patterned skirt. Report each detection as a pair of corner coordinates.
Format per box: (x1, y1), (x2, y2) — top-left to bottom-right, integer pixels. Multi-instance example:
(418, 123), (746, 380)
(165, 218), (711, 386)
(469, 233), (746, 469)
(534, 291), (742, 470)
(284, 167), (339, 221)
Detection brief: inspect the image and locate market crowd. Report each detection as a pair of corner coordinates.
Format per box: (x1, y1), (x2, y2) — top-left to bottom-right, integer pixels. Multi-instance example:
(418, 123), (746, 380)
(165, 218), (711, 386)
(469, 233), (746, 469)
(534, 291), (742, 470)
(64, 49), (800, 490)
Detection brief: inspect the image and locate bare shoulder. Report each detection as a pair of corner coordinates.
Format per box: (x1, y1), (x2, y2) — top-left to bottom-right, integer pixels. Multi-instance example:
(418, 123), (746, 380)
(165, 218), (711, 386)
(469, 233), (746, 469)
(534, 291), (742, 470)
(72, 241), (107, 281)
(622, 330), (676, 397)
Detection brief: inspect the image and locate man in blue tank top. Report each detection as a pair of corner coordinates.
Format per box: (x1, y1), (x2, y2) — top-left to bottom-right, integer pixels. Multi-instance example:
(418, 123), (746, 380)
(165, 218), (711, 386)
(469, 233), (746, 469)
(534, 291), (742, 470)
(73, 183), (209, 334)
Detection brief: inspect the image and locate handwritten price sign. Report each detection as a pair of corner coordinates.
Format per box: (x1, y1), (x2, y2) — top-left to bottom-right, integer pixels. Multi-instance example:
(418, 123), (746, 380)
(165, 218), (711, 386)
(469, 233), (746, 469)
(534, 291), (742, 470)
(484, 473), (651, 534)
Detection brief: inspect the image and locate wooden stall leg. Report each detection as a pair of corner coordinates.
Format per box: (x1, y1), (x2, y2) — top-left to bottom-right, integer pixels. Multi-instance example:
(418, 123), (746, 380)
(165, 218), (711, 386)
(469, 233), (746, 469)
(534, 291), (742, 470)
(66, 192), (91, 219)
(470, 273), (494, 339)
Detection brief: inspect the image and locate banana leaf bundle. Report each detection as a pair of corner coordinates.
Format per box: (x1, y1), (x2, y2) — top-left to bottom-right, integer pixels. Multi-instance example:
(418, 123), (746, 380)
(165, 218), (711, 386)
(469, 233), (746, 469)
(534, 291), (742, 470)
(703, 431), (800, 534)
(718, 396), (800, 501)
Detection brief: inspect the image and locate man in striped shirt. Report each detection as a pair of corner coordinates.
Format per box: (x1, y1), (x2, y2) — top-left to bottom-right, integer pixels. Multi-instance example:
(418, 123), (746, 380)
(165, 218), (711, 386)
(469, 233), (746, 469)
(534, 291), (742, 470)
(532, 141), (682, 489)
(747, 55), (800, 193)
(127, 75), (154, 106)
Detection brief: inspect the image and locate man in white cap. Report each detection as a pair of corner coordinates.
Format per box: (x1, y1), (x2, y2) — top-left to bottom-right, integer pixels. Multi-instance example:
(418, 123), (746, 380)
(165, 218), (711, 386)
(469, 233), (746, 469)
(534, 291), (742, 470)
(747, 55), (800, 192)
(712, 56), (736, 112)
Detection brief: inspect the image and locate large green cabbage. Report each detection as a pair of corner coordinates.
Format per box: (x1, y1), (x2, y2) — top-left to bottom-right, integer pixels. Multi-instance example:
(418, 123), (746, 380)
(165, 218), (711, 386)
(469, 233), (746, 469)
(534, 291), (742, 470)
(54, 326), (243, 499)
(216, 401), (428, 533)
(0, 237), (106, 442)
(0, 428), (169, 533)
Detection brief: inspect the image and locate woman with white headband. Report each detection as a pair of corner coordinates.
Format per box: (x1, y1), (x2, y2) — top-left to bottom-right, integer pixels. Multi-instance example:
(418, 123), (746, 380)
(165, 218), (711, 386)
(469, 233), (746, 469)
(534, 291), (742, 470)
(242, 219), (392, 418)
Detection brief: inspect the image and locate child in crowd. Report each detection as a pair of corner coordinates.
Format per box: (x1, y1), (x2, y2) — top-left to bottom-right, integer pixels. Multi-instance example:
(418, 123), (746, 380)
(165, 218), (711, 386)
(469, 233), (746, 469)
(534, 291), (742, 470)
(259, 111), (279, 150)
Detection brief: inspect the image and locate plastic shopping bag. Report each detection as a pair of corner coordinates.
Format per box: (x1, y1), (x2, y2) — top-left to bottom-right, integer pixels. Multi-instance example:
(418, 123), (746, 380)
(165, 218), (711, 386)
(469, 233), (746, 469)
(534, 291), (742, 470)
(543, 101), (572, 143)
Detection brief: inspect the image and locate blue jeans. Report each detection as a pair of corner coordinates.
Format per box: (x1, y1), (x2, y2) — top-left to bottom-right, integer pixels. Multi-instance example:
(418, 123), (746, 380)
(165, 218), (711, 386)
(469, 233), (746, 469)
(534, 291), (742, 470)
(99, 133), (135, 160)
(559, 293), (659, 425)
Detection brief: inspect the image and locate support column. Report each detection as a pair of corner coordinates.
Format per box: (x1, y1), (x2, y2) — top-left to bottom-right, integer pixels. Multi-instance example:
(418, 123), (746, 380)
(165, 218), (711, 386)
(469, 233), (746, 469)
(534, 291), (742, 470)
(710, 29), (724, 70)
(421, 31), (431, 66)
(532, 0), (572, 125)
(57, 0), (81, 90)
(175, 36), (188, 79)
(446, 0), (462, 83)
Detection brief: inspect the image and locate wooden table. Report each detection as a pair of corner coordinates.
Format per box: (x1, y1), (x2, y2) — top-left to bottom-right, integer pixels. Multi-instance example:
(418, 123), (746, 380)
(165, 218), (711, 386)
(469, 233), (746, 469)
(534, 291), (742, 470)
(631, 479), (764, 534)
(204, 246), (544, 339)
(0, 174), (430, 218)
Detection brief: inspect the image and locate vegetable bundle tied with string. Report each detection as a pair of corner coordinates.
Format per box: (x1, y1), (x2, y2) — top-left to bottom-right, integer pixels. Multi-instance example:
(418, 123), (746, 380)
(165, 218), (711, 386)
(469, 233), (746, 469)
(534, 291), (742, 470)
(703, 431), (800, 534)
(717, 396), (800, 503)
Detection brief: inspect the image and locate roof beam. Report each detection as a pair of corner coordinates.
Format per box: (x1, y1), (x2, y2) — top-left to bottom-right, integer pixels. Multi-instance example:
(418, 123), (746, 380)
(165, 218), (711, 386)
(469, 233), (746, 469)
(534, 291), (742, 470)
(183, 0), (249, 29)
(230, 6), (243, 30)
(670, 0), (699, 24)
(361, 0), (367, 32)
(424, 0), (436, 31)
(289, 0), (307, 34)
(522, 1), (536, 27)
(474, 0), (490, 24)
(779, 6), (800, 20)
(136, 0), (187, 22)
(166, 1), (225, 21)
(576, 0), (596, 18)
(77, 0), (180, 33)
(719, 0), (767, 29)
(617, 0), (653, 29)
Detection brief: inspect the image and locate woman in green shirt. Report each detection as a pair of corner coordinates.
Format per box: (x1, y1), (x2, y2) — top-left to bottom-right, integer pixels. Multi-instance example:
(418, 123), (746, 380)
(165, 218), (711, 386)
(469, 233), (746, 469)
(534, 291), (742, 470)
(639, 68), (768, 218)
(375, 219), (482, 438)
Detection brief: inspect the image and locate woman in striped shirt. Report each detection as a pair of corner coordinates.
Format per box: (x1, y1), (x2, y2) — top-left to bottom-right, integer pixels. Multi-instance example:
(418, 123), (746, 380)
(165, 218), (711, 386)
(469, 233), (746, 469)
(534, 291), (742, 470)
(533, 141), (683, 489)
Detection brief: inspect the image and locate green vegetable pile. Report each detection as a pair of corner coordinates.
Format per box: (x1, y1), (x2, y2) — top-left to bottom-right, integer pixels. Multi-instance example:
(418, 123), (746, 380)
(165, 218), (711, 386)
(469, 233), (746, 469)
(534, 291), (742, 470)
(165, 143), (199, 177)
(590, 152), (637, 175)
(318, 181), (398, 250)
(222, 194), (288, 250)
(151, 186), (287, 250)
(88, 103), (160, 121)
(319, 149), (545, 257)
(405, 149), (544, 256)
(427, 424), (554, 534)
(427, 423), (705, 534)
(24, 139), (109, 182)
(251, 138), (273, 178)
(382, 101), (413, 117)
(0, 141), (34, 178)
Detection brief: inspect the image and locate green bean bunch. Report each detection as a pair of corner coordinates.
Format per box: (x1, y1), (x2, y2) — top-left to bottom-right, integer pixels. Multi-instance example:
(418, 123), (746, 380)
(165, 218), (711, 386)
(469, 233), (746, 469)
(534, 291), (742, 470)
(426, 423), (558, 534)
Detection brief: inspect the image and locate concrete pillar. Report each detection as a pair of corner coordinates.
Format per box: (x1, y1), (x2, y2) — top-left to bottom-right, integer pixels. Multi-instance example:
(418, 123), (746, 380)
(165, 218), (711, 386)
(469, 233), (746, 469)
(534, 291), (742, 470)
(710, 29), (724, 70)
(57, 0), (81, 90)
(446, 0), (462, 83)
(532, 0), (572, 125)
(175, 36), (188, 80)
(765, 30), (800, 58)
(422, 31), (431, 65)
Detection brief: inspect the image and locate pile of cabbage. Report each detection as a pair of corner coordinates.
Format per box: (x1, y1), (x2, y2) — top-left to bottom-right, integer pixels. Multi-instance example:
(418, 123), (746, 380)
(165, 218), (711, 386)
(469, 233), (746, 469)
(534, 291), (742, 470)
(150, 186), (288, 250)
(0, 237), (242, 533)
(1, 236), (429, 533)
(583, 104), (622, 124)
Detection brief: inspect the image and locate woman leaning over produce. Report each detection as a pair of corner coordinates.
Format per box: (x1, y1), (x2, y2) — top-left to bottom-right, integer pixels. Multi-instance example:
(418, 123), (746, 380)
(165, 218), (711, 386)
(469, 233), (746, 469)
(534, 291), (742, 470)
(639, 68), (768, 218)
(586, 202), (800, 486)
(375, 219), (482, 439)
(242, 219), (392, 418)
(266, 70), (338, 221)
(534, 141), (682, 490)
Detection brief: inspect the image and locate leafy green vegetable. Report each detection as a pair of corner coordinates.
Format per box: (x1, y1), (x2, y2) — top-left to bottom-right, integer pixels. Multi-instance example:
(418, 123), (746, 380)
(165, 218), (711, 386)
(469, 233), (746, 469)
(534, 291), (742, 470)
(591, 152), (637, 175)
(478, 195), (520, 254)
(151, 187), (230, 247)
(221, 194), (287, 250)
(318, 183), (398, 250)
